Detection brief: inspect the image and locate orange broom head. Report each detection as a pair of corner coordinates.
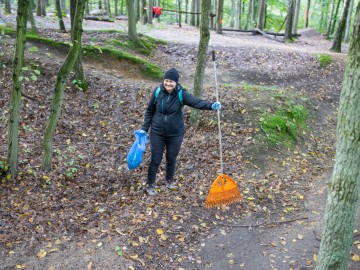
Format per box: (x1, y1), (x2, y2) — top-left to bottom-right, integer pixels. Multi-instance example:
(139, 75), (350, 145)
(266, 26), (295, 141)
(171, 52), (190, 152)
(205, 174), (242, 208)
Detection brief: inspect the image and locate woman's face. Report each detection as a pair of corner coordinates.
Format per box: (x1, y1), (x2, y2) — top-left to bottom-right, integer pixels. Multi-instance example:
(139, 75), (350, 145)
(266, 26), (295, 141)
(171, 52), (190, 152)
(163, 79), (177, 93)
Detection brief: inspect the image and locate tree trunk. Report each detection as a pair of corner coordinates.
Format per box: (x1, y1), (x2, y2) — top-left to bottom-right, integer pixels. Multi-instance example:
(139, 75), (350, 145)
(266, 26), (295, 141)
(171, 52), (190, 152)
(140, 0), (148, 24)
(28, 0), (38, 34)
(330, 0), (342, 35)
(37, 0), (46, 16)
(134, 0), (139, 22)
(127, 0), (140, 42)
(190, 0), (211, 124)
(185, 0), (189, 23)
(326, 0), (336, 36)
(41, 0), (86, 171)
(147, 0), (153, 24)
(5, 0), (11, 13)
(245, 0), (252, 30)
(56, 0), (66, 32)
(292, 0), (301, 35)
(344, 0), (354, 41)
(284, 0), (295, 41)
(191, 0), (196, 26)
(196, 0), (200, 27)
(178, 0), (182, 28)
(61, 0), (67, 13)
(235, 0), (242, 29)
(257, 0), (266, 30)
(216, 0), (224, 33)
(304, 0), (310, 27)
(7, 0), (29, 179)
(330, 0), (351, 52)
(315, 3), (360, 269)
(230, 0), (235, 28)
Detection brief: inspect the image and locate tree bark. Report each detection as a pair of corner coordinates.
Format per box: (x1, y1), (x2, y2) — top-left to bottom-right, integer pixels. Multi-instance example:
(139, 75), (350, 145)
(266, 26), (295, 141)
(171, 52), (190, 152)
(216, 0), (224, 33)
(140, 0), (148, 24)
(127, 0), (140, 42)
(7, 0), (29, 178)
(304, 0), (311, 27)
(178, 0), (182, 28)
(28, 0), (38, 34)
(315, 3), (360, 269)
(191, 0), (211, 124)
(292, 0), (301, 35)
(56, 0), (66, 32)
(257, 0), (266, 30)
(330, 0), (342, 35)
(326, 0), (336, 36)
(5, 0), (11, 13)
(284, 0), (295, 41)
(230, 0), (235, 28)
(37, 0), (46, 16)
(344, 0), (354, 41)
(147, 0), (152, 24)
(330, 0), (351, 52)
(41, 0), (86, 171)
(245, 0), (252, 30)
(196, 0), (200, 27)
(191, 0), (196, 26)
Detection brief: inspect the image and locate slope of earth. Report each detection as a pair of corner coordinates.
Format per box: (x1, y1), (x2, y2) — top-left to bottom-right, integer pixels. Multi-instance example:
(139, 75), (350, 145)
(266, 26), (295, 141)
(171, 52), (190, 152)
(1, 12), (359, 270)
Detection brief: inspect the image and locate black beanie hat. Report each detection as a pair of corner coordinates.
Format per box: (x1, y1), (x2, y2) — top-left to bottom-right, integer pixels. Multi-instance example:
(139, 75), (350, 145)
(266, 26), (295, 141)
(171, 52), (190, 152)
(164, 68), (179, 83)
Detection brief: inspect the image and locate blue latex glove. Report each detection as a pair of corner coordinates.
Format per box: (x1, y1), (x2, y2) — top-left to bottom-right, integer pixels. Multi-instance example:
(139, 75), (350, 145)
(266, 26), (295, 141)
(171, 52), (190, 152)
(211, 102), (221, 110)
(137, 129), (146, 134)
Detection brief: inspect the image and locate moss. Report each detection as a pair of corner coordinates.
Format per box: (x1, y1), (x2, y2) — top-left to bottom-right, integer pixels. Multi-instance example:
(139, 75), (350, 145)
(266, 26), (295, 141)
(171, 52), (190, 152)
(260, 103), (308, 146)
(319, 54), (332, 68)
(82, 46), (163, 78)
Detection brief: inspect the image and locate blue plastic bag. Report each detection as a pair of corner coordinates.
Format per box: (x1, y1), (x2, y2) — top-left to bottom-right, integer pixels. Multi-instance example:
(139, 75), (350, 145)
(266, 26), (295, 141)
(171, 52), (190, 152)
(127, 130), (148, 170)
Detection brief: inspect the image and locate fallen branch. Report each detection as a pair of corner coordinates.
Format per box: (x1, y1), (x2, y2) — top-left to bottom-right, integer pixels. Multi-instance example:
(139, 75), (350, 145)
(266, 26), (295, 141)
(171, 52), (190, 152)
(222, 217), (308, 228)
(84, 16), (114, 22)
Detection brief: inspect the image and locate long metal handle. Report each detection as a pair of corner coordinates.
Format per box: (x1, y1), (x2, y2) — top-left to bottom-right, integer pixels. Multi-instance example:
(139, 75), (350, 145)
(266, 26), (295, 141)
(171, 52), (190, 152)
(212, 50), (223, 174)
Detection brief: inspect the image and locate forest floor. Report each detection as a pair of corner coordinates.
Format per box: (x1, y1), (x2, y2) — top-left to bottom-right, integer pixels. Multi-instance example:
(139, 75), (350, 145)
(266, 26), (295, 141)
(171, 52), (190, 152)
(1, 13), (360, 270)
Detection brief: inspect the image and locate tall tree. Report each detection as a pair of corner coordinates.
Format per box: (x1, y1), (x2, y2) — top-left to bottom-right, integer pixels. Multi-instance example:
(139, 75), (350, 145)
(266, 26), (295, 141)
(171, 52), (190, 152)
(7, 0), (30, 178)
(330, 0), (351, 52)
(216, 0), (224, 33)
(178, 0), (182, 28)
(344, 0), (355, 41)
(56, 0), (66, 32)
(304, 0), (311, 27)
(292, 0), (301, 35)
(330, 0), (342, 35)
(315, 2), (360, 269)
(245, 0), (253, 29)
(147, 0), (153, 24)
(70, 0), (87, 90)
(140, 0), (148, 24)
(257, 0), (266, 30)
(42, 0), (86, 170)
(37, 0), (46, 16)
(190, 0), (211, 123)
(61, 0), (67, 13)
(127, 0), (140, 42)
(28, 0), (38, 34)
(5, 0), (11, 13)
(191, 0), (196, 26)
(230, 0), (235, 28)
(235, 0), (242, 29)
(326, 0), (337, 37)
(284, 0), (295, 41)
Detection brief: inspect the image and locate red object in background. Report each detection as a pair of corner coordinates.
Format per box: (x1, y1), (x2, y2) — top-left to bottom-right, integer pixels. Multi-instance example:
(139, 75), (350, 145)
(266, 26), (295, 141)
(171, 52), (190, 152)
(153, 6), (162, 18)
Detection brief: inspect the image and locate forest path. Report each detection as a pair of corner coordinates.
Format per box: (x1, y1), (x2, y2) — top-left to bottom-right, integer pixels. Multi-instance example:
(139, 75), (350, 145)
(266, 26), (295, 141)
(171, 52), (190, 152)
(1, 12), (359, 270)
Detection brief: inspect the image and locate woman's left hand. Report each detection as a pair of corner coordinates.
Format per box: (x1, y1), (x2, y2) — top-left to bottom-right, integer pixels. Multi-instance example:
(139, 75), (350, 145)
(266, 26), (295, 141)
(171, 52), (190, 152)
(211, 102), (221, 110)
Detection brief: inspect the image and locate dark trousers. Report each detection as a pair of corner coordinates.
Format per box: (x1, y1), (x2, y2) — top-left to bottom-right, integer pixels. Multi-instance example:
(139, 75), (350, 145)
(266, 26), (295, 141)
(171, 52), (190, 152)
(147, 132), (184, 185)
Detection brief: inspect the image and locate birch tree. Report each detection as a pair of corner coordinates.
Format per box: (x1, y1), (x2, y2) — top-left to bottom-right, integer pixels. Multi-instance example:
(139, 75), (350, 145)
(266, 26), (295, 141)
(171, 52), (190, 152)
(7, 0), (29, 178)
(315, 2), (360, 269)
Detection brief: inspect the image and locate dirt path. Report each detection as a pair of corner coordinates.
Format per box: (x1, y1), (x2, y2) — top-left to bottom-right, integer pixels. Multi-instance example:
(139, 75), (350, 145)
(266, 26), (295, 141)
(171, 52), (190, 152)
(1, 13), (359, 270)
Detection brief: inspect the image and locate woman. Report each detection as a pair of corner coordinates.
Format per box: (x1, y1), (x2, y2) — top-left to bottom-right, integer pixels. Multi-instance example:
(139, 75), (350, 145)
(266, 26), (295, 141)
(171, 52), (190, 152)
(139, 68), (221, 195)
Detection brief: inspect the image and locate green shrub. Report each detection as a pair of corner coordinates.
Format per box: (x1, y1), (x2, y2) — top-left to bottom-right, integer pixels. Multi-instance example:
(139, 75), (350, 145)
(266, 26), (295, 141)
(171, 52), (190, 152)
(319, 54), (332, 68)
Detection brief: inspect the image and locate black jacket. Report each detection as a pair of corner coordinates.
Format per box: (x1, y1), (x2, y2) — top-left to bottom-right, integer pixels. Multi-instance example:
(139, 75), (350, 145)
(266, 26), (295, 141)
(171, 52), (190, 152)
(141, 84), (214, 136)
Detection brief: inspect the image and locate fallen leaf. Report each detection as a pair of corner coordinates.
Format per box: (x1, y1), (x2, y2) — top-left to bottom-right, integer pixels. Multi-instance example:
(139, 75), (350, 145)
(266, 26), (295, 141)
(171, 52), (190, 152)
(36, 249), (47, 259)
(352, 254), (360, 261)
(156, 228), (164, 235)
